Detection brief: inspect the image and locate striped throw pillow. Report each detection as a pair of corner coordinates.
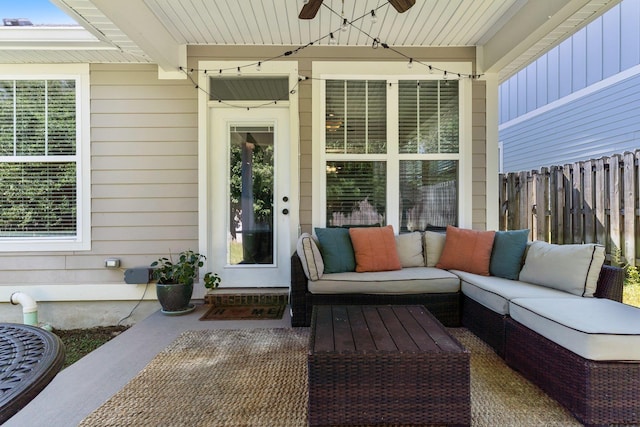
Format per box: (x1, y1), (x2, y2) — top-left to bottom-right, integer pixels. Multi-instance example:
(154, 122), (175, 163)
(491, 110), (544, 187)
(296, 233), (324, 281)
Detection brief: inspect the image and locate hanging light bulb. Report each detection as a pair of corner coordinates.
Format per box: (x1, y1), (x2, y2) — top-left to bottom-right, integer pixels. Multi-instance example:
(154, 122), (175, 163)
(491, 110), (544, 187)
(341, 18), (348, 32)
(329, 32), (337, 45)
(237, 66), (242, 76)
(443, 71), (448, 80)
(256, 61), (262, 71)
(428, 65), (433, 74)
(370, 10), (377, 24)
(407, 58), (413, 69)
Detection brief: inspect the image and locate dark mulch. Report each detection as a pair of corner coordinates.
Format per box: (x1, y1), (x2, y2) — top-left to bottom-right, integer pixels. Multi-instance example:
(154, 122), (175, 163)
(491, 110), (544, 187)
(53, 326), (129, 369)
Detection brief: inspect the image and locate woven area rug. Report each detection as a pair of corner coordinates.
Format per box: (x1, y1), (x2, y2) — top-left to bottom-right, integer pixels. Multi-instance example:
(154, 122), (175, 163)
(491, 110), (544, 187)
(80, 328), (580, 427)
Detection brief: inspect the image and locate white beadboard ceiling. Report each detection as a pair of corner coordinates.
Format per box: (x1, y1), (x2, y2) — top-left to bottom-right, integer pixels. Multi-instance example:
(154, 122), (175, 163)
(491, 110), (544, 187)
(0, 0), (621, 81)
(145, 0), (516, 47)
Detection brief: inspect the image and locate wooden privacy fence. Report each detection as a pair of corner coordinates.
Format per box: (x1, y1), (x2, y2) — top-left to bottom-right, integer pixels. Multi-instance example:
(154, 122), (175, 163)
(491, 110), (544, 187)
(499, 150), (640, 266)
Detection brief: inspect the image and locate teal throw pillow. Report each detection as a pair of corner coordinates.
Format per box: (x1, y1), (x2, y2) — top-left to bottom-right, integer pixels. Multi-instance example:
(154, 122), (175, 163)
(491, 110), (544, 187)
(314, 227), (356, 273)
(489, 229), (529, 279)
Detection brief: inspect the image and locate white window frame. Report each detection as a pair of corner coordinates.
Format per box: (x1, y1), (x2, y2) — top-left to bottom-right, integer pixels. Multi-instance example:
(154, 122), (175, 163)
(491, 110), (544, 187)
(0, 64), (90, 251)
(312, 61), (473, 230)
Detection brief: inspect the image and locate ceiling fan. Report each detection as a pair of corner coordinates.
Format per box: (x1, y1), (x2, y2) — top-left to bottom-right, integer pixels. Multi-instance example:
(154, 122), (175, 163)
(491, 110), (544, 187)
(299, 0), (416, 20)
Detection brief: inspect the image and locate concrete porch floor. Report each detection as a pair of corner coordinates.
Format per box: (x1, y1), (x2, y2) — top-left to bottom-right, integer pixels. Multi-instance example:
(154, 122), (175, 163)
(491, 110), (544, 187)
(5, 301), (293, 427)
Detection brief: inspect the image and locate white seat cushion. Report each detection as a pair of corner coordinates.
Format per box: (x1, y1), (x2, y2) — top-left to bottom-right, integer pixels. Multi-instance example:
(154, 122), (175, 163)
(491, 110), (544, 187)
(456, 270), (580, 315)
(510, 298), (640, 361)
(308, 267), (460, 295)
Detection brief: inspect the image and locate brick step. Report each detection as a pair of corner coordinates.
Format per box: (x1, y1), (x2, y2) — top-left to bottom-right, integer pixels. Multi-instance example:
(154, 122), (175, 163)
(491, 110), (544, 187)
(204, 288), (289, 307)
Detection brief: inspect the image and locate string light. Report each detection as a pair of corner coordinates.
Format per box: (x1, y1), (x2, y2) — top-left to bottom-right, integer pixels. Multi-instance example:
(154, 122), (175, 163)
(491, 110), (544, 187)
(370, 10), (377, 24)
(341, 18), (348, 32)
(329, 32), (337, 45)
(407, 58), (413, 69)
(236, 66), (241, 76)
(256, 61), (262, 71)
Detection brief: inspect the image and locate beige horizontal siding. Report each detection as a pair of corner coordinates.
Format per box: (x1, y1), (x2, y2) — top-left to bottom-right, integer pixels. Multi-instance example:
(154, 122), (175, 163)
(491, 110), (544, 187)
(472, 80), (487, 230)
(0, 50), (491, 290)
(92, 170), (198, 184)
(0, 63), (199, 286)
(91, 113), (196, 128)
(190, 45), (480, 235)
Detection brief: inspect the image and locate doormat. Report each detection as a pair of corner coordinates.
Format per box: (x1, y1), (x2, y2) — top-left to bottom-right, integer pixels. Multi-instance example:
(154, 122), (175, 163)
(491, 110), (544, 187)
(200, 304), (286, 320)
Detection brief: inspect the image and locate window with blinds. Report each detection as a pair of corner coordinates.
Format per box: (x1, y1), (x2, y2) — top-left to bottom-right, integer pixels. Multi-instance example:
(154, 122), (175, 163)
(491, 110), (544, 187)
(326, 161), (386, 226)
(400, 160), (458, 231)
(0, 79), (78, 238)
(324, 77), (460, 230)
(325, 80), (386, 154)
(399, 80), (458, 154)
(399, 80), (459, 230)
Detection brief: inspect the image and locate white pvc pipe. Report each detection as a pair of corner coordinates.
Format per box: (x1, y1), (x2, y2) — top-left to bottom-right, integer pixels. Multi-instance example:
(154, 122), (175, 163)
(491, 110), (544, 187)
(10, 292), (38, 326)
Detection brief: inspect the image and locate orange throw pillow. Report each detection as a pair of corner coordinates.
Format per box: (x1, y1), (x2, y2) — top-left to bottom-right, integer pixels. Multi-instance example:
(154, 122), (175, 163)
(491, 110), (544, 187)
(436, 226), (495, 275)
(349, 225), (402, 273)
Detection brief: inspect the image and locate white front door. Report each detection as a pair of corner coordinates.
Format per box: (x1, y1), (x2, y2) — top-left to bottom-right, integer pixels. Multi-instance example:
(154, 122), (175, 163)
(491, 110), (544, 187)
(209, 107), (291, 287)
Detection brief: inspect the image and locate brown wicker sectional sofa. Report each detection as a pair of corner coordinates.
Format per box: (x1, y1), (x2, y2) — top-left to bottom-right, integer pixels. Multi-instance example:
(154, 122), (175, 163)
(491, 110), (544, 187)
(291, 228), (640, 426)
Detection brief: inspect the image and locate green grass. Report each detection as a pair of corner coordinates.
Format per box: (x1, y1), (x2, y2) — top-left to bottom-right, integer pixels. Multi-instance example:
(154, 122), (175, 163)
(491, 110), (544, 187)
(54, 326), (128, 369)
(624, 281), (640, 308)
(623, 264), (640, 308)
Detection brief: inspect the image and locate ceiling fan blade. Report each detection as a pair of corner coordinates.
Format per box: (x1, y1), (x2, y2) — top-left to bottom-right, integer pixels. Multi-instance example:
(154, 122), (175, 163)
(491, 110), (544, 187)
(299, 0), (323, 19)
(388, 0), (416, 13)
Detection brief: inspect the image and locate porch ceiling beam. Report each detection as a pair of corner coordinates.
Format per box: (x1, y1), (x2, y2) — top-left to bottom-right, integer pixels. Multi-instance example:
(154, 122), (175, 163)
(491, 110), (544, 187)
(479, 0), (618, 79)
(90, 0), (186, 79)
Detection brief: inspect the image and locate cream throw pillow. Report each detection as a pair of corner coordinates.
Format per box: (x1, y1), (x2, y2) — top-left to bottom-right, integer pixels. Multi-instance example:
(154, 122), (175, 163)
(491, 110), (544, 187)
(519, 241), (605, 297)
(296, 233), (324, 281)
(424, 231), (446, 267)
(395, 232), (424, 268)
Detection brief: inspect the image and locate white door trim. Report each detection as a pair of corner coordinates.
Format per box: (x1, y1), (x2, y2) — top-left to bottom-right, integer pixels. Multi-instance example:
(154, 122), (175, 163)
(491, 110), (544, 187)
(197, 60), (299, 289)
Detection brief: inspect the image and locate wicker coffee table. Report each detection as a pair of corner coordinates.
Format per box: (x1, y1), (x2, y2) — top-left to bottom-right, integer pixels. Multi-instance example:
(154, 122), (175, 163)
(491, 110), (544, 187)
(308, 305), (470, 426)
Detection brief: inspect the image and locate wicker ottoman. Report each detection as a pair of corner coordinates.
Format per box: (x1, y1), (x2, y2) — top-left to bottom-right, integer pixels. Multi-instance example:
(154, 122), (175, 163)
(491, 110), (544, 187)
(308, 305), (470, 426)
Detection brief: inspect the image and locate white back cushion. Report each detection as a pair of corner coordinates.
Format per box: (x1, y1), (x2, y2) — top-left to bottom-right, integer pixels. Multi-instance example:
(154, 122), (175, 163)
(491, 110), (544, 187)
(519, 241), (605, 297)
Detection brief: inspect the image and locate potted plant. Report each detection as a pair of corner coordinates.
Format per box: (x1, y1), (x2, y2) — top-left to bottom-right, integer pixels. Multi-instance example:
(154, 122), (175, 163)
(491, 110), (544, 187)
(151, 250), (221, 315)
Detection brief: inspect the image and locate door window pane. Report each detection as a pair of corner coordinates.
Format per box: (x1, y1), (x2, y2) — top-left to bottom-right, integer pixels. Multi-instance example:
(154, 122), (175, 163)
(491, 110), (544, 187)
(228, 125), (274, 265)
(326, 161), (386, 226)
(400, 160), (458, 231)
